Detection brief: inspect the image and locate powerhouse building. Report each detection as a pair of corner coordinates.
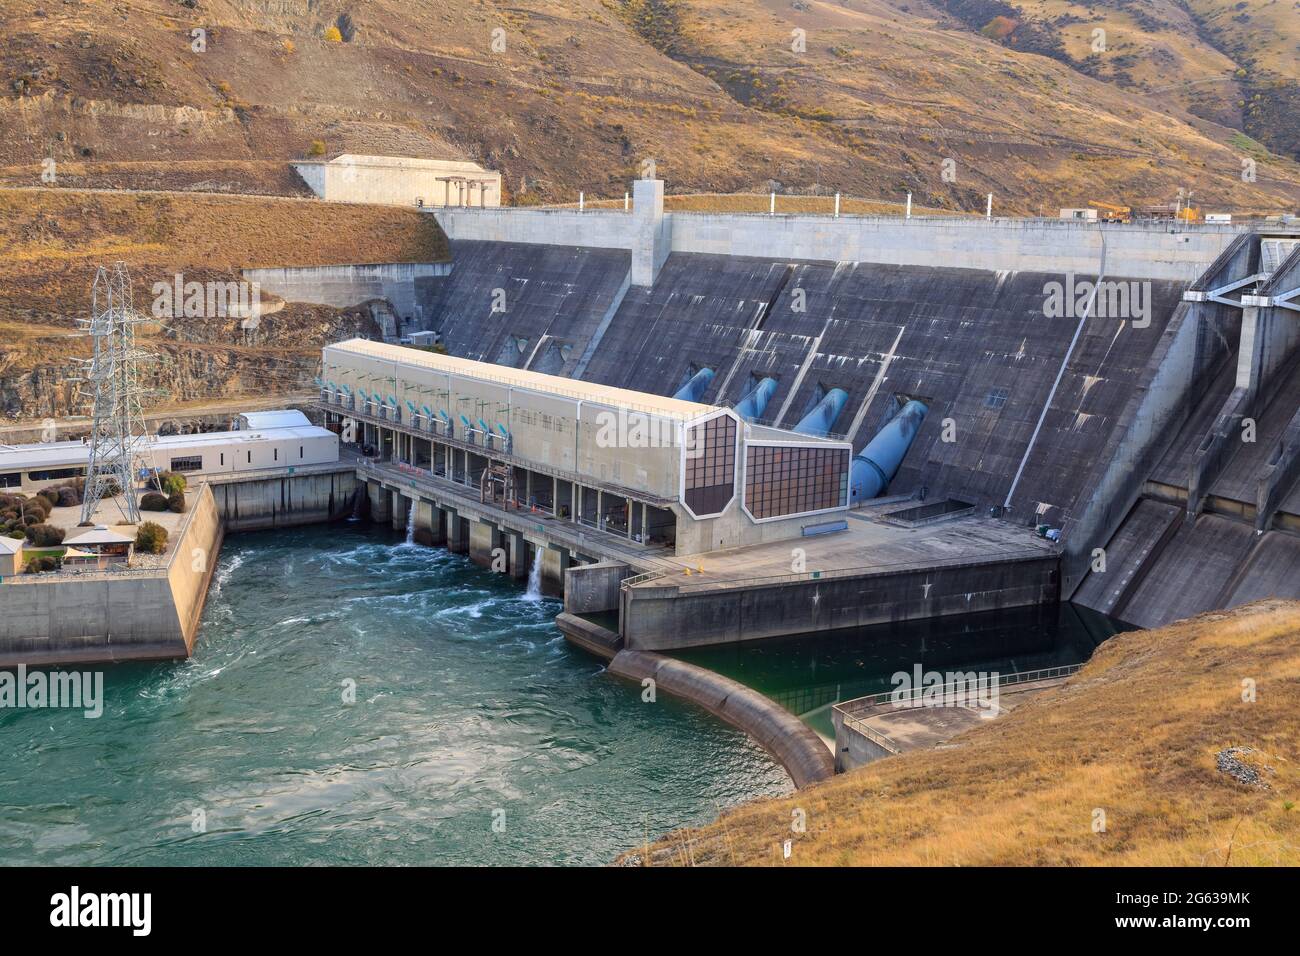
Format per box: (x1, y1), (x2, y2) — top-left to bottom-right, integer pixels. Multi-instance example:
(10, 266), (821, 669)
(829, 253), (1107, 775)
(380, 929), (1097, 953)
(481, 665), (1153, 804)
(318, 338), (853, 554)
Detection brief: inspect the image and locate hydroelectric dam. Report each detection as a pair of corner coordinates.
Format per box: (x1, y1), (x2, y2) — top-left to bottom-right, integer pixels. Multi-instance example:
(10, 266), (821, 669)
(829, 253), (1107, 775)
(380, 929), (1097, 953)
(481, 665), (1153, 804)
(5, 181), (1300, 792)
(289, 179), (1300, 645)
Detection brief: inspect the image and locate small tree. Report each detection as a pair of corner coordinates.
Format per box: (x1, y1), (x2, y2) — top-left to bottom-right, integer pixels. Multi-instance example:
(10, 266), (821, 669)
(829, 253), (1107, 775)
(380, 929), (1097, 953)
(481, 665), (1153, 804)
(25, 523), (64, 547)
(158, 471), (187, 496)
(323, 25), (343, 42)
(26, 555), (60, 574)
(136, 521), (169, 555)
(167, 492), (187, 514)
(308, 139), (326, 157)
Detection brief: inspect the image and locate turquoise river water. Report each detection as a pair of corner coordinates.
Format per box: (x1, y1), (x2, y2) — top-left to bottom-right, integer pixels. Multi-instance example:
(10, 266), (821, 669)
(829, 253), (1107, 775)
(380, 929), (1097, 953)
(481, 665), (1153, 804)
(0, 525), (790, 866)
(0, 525), (1115, 865)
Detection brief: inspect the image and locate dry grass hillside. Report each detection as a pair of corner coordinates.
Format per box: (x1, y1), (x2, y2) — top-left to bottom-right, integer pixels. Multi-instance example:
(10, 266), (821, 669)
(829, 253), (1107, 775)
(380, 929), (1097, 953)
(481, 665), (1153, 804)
(629, 599), (1300, 866)
(0, 0), (1296, 214)
(0, 188), (447, 421)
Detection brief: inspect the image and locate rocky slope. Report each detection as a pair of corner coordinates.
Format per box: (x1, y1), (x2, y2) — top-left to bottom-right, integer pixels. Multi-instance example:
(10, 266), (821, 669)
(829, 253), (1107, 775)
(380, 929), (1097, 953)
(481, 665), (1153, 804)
(0, 189), (443, 422)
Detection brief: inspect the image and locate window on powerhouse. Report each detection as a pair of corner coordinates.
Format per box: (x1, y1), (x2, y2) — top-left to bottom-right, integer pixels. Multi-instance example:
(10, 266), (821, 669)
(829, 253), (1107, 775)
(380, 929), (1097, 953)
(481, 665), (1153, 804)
(27, 467), (83, 482)
(683, 415), (737, 516)
(744, 445), (849, 519)
(0, 472), (20, 488)
(169, 456), (203, 473)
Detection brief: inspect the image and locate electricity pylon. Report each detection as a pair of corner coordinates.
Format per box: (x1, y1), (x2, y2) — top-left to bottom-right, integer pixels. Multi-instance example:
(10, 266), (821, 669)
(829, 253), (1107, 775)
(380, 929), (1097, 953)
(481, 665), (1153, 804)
(77, 264), (153, 524)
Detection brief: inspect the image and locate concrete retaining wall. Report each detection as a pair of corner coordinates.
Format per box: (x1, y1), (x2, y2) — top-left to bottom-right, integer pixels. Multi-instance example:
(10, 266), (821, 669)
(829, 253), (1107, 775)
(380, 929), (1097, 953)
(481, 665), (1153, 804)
(832, 711), (898, 770)
(608, 649), (834, 788)
(0, 484), (223, 666)
(434, 208), (635, 251)
(668, 214), (1239, 282)
(242, 262), (452, 321)
(563, 560), (632, 614)
(208, 468), (359, 532)
(622, 555), (1059, 650)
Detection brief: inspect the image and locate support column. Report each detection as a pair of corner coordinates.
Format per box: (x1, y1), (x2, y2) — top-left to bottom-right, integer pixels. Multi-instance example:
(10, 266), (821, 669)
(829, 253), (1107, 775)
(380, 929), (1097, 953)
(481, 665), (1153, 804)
(540, 544), (572, 597)
(507, 531), (529, 581)
(445, 507), (468, 553)
(631, 178), (666, 288)
(468, 519), (500, 569)
(368, 480), (391, 525)
(390, 490), (407, 532)
(413, 499), (438, 546)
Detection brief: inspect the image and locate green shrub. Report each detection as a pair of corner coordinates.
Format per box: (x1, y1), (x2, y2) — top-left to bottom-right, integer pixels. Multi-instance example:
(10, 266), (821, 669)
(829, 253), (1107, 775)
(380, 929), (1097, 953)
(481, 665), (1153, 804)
(55, 487), (79, 508)
(136, 521), (168, 554)
(140, 492), (170, 511)
(25, 523), (65, 547)
(5, 531), (24, 540)
(167, 492), (187, 514)
(22, 499), (50, 520)
(37, 488), (60, 507)
(25, 555), (60, 574)
(158, 471), (187, 497)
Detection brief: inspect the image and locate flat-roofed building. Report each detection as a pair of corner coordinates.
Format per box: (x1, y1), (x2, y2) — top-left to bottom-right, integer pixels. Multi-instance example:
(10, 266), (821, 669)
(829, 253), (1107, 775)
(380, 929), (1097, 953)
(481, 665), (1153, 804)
(0, 414), (338, 492)
(291, 154), (503, 208)
(319, 338), (852, 555)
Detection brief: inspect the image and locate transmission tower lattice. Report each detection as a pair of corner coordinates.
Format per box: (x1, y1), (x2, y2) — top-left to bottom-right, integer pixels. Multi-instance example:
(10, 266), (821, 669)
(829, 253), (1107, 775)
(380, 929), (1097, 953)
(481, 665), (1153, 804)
(77, 263), (153, 524)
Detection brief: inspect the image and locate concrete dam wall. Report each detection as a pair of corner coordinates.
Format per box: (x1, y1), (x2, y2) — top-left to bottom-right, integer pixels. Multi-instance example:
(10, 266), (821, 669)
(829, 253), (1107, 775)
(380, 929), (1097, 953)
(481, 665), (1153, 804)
(419, 239), (1187, 532)
(404, 208), (1300, 630)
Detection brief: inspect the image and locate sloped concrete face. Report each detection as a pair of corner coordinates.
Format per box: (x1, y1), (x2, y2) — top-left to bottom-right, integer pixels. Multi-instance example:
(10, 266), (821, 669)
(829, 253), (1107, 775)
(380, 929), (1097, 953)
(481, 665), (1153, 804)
(425, 240), (631, 379)
(512, 251), (1186, 532)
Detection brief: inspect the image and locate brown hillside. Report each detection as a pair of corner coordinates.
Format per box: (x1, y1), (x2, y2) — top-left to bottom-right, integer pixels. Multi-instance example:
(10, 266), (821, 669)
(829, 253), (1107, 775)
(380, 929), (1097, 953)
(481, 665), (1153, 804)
(0, 188), (446, 421)
(0, 0), (1297, 214)
(628, 599), (1300, 866)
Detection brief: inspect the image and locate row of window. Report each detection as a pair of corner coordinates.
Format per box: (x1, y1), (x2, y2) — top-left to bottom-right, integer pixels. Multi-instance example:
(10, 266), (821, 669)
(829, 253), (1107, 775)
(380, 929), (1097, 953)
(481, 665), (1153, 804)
(0, 467), (82, 487)
(683, 416), (737, 516)
(744, 446), (850, 520)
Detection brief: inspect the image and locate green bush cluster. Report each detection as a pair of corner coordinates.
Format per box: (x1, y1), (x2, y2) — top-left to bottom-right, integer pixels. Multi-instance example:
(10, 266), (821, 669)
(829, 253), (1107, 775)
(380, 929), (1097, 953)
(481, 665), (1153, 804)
(154, 471), (187, 497)
(140, 492), (170, 512)
(135, 521), (168, 555)
(25, 554), (61, 574)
